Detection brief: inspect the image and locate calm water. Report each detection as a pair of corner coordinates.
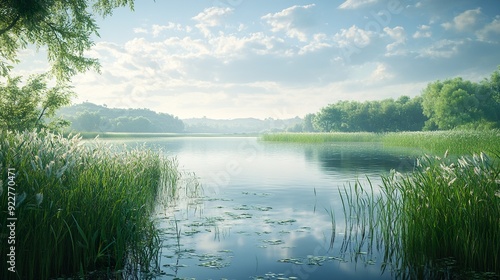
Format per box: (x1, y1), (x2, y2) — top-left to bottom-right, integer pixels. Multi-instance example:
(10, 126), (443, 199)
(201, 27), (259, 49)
(114, 137), (417, 279)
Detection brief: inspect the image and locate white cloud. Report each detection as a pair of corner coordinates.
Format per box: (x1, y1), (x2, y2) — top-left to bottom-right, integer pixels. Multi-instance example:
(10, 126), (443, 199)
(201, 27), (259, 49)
(338, 0), (378, 10)
(442, 8), (482, 32)
(369, 63), (394, 82)
(334, 25), (374, 48)
(133, 27), (148, 34)
(262, 4), (316, 42)
(413, 24), (432, 38)
(476, 16), (500, 42)
(209, 32), (286, 58)
(383, 26), (406, 55)
(151, 22), (186, 37)
(418, 39), (464, 58)
(192, 7), (233, 37)
(299, 33), (332, 55)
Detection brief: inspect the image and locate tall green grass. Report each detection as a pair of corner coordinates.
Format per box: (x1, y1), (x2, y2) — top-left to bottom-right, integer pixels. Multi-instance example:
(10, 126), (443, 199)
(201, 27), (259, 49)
(0, 130), (180, 279)
(338, 181), (379, 264)
(261, 130), (500, 156)
(382, 130), (500, 155)
(382, 152), (500, 278)
(340, 152), (500, 278)
(261, 132), (381, 143)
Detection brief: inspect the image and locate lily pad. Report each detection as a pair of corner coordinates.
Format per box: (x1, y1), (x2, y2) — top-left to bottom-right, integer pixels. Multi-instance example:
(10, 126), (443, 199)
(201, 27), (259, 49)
(263, 239), (285, 245)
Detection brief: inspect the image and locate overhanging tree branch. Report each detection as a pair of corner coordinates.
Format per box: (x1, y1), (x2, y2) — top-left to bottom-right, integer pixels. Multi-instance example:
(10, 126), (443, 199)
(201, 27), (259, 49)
(0, 0), (136, 80)
(0, 13), (20, 36)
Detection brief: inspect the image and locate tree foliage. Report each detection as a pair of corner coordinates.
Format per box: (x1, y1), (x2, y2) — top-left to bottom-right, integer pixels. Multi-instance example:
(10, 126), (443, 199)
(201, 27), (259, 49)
(0, 74), (74, 131)
(310, 67), (500, 132)
(72, 110), (102, 131)
(422, 68), (500, 130)
(311, 96), (427, 133)
(59, 102), (185, 133)
(0, 0), (135, 80)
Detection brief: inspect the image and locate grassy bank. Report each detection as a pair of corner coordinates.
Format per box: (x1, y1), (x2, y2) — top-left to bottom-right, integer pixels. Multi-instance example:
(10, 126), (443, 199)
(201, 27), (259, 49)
(261, 132), (381, 143)
(261, 130), (500, 155)
(383, 130), (500, 155)
(0, 130), (180, 279)
(341, 153), (500, 278)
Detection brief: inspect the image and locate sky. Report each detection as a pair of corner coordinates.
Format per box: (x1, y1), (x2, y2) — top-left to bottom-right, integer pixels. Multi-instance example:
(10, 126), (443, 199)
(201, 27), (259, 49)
(19, 0), (500, 119)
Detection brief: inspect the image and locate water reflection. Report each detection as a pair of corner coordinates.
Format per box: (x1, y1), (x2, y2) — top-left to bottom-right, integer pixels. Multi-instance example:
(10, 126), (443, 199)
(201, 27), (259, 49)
(103, 137), (419, 279)
(303, 143), (416, 177)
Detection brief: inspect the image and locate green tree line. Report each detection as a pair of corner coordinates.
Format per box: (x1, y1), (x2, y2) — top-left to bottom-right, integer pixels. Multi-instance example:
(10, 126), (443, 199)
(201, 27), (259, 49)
(58, 102), (185, 133)
(297, 67), (500, 133)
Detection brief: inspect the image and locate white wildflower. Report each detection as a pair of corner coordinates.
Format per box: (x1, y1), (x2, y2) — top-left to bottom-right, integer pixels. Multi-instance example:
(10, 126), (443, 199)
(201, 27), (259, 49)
(448, 177), (457, 186)
(480, 152), (488, 162)
(474, 167), (481, 176)
(35, 193), (43, 206)
(458, 157), (469, 168)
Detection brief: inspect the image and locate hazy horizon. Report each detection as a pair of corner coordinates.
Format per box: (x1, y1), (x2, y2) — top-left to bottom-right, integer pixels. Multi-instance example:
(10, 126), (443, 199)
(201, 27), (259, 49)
(14, 0), (500, 119)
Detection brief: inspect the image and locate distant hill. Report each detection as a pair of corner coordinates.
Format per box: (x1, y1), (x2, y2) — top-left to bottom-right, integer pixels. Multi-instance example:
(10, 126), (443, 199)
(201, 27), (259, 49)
(58, 102), (303, 134)
(183, 117), (302, 133)
(58, 102), (184, 133)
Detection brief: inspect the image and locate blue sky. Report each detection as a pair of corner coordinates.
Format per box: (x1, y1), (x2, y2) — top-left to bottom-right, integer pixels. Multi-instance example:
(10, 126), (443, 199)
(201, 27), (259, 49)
(21, 0), (500, 119)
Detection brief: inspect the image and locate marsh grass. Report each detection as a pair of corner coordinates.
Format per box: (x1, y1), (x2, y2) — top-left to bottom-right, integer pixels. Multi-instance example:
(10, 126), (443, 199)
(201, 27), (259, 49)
(261, 130), (500, 156)
(338, 181), (379, 264)
(0, 130), (181, 279)
(340, 152), (500, 278)
(261, 132), (381, 143)
(382, 152), (500, 278)
(382, 130), (500, 155)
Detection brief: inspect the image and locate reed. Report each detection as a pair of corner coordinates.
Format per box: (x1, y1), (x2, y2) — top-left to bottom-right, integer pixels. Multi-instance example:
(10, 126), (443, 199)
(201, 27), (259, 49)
(0, 130), (180, 279)
(339, 152), (500, 278)
(338, 180), (379, 264)
(381, 152), (500, 278)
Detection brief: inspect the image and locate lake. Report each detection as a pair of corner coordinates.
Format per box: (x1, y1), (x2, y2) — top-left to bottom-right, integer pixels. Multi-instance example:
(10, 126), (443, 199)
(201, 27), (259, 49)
(110, 136), (417, 279)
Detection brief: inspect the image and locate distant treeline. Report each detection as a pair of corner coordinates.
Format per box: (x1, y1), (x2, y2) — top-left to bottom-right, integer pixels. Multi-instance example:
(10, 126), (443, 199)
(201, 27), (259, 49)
(58, 102), (184, 133)
(183, 117), (302, 133)
(291, 67), (500, 132)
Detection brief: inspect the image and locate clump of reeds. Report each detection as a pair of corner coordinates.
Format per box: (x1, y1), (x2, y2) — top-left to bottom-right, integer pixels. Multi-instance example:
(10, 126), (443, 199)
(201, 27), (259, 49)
(0, 130), (180, 279)
(380, 152), (500, 278)
(337, 151), (500, 278)
(338, 181), (379, 264)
